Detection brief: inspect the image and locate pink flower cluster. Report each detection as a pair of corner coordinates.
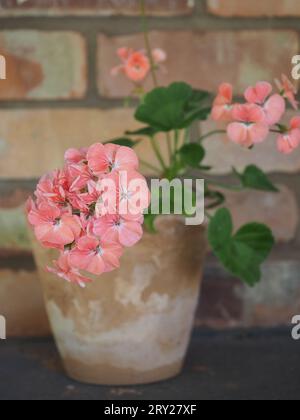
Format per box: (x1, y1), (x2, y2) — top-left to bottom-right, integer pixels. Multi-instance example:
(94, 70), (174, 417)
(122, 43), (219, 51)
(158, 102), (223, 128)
(27, 143), (150, 287)
(111, 47), (167, 83)
(212, 75), (300, 154)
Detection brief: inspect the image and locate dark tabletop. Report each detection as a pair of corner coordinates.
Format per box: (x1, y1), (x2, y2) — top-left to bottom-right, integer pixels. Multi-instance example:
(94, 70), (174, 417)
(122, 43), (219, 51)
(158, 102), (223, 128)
(0, 328), (299, 400)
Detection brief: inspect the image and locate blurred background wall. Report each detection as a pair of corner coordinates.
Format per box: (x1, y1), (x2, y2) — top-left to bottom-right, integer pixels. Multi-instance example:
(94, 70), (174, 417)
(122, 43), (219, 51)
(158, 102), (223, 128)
(0, 0), (300, 335)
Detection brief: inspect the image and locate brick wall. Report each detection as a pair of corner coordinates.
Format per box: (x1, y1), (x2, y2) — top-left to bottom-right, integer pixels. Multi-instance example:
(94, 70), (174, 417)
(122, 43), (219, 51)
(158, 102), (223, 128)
(1, 0), (300, 333)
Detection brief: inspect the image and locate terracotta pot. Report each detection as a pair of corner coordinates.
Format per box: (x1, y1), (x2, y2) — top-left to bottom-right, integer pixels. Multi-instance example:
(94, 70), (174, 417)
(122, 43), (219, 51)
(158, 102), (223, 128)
(30, 216), (207, 385)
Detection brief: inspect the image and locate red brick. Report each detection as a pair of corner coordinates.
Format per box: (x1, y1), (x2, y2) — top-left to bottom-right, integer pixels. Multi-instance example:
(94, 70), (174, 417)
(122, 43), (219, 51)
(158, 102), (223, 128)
(223, 185), (299, 243)
(0, 108), (169, 179)
(0, 0), (194, 16)
(0, 268), (50, 337)
(197, 256), (300, 329)
(97, 30), (298, 98)
(0, 31), (87, 100)
(239, 260), (300, 327)
(207, 0), (300, 17)
(196, 275), (243, 329)
(0, 189), (32, 251)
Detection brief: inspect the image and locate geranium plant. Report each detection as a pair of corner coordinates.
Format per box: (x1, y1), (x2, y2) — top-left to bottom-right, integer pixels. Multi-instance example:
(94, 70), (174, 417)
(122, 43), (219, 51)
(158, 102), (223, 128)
(27, 145), (150, 287)
(106, 2), (299, 287)
(27, 0), (299, 289)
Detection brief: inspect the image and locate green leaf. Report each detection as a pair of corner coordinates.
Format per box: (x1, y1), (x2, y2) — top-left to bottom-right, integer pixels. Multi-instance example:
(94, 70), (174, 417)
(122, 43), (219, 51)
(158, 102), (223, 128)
(178, 143), (205, 168)
(105, 138), (139, 148)
(126, 127), (159, 137)
(234, 165), (278, 192)
(143, 213), (157, 233)
(208, 207), (233, 249)
(205, 190), (225, 210)
(208, 208), (274, 286)
(135, 82), (193, 131)
(135, 82), (210, 132)
(189, 89), (210, 106)
(194, 107), (212, 121)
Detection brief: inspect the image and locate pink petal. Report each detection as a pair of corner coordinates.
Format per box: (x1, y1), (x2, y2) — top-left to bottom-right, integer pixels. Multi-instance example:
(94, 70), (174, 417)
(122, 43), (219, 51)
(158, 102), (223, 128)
(85, 254), (106, 275)
(248, 123), (269, 144)
(264, 94), (286, 126)
(69, 249), (90, 271)
(87, 143), (109, 175)
(289, 129), (300, 148)
(277, 135), (294, 154)
(34, 223), (55, 243)
(102, 241), (123, 272)
(104, 143), (118, 164)
(286, 92), (299, 110)
(152, 48), (167, 64)
(218, 83), (233, 103)
(117, 47), (131, 61)
(290, 116), (300, 130)
(227, 123), (249, 146)
(247, 104), (266, 123)
(244, 82), (272, 104)
(65, 148), (85, 164)
(93, 215), (115, 238)
(35, 223), (75, 246)
(211, 105), (232, 122)
(77, 236), (99, 251)
(124, 52), (150, 82)
(119, 221), (143, 247)
(115, 146), (139, 171)
(61, 215), (82, 239)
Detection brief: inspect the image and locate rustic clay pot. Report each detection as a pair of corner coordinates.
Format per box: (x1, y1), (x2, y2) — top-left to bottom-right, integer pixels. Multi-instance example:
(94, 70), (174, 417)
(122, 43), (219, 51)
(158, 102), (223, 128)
(30, 216), (207, 385)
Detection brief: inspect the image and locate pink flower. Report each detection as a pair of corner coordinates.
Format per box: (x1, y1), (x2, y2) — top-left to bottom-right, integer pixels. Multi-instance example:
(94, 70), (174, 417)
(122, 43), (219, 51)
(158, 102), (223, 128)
(244, 82), (285, 126)
(87, 143), (139, 176)
(118, 170), (150, 216)
(124, 51), (150, 82)
(28, 202), (82, 249)
(244, 82), (273, 105)
(117, 47), (131, 61)
(111, 47), (166, 83)
(64, 148), (87, 164)
(69, 236), (123, 275)
(93, 214), (143, 248)
(227, 104), (269, 147)
(152, 48), (167, 64)
(35, 170), (68, 207)
(94, 173), (119, 217)
(111, 48), (150, 83)
(27, 140), (147, 286)
(275, 74), (299, 110)
(277, 116), (300, 154)
(47, 253), (91, 288)
(263, 94), (286, 126)
(67, 162), (93, 193)
(212, 83), (233, 122)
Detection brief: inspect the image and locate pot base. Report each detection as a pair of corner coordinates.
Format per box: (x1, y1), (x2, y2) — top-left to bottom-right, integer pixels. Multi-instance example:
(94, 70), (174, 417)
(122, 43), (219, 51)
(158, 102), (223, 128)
(63, 357), (183, 386)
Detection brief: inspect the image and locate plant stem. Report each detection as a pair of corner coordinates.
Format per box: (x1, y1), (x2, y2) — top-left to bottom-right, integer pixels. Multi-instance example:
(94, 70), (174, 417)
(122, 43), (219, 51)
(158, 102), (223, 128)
(207, 179), (242, 191)
(140, 0), (158, 88)
(184, 127), (190, 144)
(198, 129), (227, 142)
(140, 159), (161, 174)
(205, 210), (212, 220)
(270, 129), (282, 134)
(174, 129), (180, 153)
(166, 132), (173, 164)
(150, 136), (167, 171)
